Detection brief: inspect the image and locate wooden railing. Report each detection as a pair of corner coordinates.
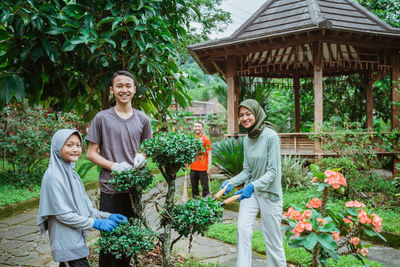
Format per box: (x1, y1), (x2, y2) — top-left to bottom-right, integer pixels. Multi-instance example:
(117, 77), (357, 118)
(225, 132), (398, 157)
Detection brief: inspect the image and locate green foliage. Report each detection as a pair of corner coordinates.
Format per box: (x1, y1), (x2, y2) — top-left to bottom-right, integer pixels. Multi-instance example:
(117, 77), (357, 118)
(142, 132), (203, 180)
(357, 0), (400, 28)
(281, 154), (310, 189)
(312, 116), (379, 169)
(96, 219), (156, 259)
(0, 101), (83, 186)
(170, 197), (223, 238)
(109, 168), (154, 192)
(212, 137), (244, 178)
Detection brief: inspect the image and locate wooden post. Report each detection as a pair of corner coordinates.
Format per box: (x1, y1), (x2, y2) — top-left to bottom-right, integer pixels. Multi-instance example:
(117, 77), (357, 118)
(294, 76), (301, 132)
(313, 42), (323, 162)
(365, 72), (374, 130)
(226, 55), (239, 135)
(392, 50), (400, 175)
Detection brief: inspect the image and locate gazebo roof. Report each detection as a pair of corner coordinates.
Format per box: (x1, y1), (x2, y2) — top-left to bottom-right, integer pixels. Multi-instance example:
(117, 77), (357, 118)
(189, 0), (400, 51)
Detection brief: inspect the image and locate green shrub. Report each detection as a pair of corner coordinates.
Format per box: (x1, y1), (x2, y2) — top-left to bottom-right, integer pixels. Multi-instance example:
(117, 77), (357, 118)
(109, 168), (154, 192)
(96, 219), (156, 259)
(212, 137), (244, 177)
(0, 101), (83, 186)
(281, 154), (310, 189)
(169, 197), (223, 250)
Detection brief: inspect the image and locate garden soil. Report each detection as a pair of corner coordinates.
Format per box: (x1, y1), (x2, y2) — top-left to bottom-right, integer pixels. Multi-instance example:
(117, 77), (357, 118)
(0, 176), (399, 266)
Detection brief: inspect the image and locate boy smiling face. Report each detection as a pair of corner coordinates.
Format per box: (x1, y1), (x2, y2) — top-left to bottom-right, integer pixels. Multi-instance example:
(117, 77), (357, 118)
(61, 134), (82, 162)
(110, 75), (136, 105)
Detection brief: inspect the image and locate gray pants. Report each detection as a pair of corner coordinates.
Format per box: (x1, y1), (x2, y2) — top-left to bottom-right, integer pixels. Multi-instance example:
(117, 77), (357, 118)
(237, 194), (286, 267)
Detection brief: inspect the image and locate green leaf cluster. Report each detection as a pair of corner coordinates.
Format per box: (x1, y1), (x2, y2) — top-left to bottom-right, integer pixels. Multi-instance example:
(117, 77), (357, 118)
(169, 197), (223, 237)
(212, 137), (244, 178)
(141, 132), (203, 180)
(108, 167), (153, 192)
(96, 218), (156, 259)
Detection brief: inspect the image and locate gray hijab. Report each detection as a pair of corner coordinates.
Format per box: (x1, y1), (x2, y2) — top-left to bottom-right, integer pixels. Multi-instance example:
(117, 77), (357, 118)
(37, 129), (92, 234)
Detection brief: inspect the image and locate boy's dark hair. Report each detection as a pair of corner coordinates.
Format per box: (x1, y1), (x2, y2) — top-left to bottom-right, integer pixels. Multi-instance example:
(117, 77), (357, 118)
(111, 70), (135, 86)
(194, 121), (204, 127)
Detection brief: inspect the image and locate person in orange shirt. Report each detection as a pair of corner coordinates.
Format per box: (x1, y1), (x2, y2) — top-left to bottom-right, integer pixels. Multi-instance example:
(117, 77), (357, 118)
(190, 121), (212, 198)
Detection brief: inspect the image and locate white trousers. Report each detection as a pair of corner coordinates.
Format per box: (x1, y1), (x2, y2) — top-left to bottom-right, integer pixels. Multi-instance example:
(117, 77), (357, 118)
(237, 194), (286, 267)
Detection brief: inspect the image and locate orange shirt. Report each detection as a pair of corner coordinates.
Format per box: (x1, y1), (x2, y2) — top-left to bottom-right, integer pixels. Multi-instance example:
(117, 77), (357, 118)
(190, 133), (211, 171)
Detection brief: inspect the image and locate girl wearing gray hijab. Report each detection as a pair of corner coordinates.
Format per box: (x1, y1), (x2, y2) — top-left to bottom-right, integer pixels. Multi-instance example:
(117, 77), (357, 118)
(220, 99), (286, 267)
(38, 129), (127, 267)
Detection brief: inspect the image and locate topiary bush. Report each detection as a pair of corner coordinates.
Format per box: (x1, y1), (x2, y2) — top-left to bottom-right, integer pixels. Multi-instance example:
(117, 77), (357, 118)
(96, 218), (156, 260)
(168, 197), (223, 251)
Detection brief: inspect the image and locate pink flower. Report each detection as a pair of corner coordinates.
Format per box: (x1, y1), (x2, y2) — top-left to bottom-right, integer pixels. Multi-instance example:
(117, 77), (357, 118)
(324, 170), (347, 189)
(358, 210), (372, 224)
(283, 207), (296, 218)
(289, 210), (301, 221)
(317, 217), (327, 225)
(350, 237), (360, 246)
(302, 210), (312, 219)
(345, 200), (365, 208)
(343, 216), (354, 229)
(371, 213), (382, 232)
(306, 198), (322, 209)
(331, 231), (340, 242)
(357, 247), (368, 257)
(293, 220), (313, 236)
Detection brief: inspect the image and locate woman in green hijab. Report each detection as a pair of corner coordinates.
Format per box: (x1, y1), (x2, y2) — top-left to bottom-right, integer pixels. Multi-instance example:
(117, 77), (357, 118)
(220, 99), (286, 267)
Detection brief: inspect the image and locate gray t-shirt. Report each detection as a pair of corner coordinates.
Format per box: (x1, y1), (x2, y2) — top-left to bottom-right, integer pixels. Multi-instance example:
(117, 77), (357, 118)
(85, 107), (152, 194)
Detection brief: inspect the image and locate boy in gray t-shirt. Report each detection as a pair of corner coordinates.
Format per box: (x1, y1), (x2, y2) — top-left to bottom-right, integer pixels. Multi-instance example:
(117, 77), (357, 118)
(86, 70), (152, 267)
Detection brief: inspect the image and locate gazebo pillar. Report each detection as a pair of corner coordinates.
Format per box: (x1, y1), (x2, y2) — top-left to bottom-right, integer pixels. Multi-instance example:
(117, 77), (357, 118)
(392, 50), (400, 175)
(313, 42), (323, 161)
(226, 55), (239, 135)
(365, 72), (374, 130)
(294, 76), (301, 132)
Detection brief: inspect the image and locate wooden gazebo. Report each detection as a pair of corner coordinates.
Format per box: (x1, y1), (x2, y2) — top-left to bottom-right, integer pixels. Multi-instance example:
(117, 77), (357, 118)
(188, 0), (400, 170)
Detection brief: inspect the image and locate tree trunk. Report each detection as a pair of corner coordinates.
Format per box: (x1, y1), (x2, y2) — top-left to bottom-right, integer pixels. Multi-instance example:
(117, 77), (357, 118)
(161, 175), (176, 267)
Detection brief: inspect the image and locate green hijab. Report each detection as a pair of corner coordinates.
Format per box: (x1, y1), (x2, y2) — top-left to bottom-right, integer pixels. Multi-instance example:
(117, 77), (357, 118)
(238, 99), (274, 139)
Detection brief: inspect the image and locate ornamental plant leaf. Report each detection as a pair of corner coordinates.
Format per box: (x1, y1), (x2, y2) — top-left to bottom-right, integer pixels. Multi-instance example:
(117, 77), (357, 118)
(318, 233), (338, 251)
(304, 232), (318, 250)
(108, 167), (153, 192)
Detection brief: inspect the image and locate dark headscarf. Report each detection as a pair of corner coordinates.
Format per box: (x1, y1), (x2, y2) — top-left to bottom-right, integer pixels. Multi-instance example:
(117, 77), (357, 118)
(38, 129), (92, 234)
(238, 99), (274, 139)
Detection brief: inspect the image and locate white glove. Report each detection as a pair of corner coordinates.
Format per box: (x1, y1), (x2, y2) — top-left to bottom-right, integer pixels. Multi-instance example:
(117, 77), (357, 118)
(111, 162), (132, 173)
(133, 154), (147, 169)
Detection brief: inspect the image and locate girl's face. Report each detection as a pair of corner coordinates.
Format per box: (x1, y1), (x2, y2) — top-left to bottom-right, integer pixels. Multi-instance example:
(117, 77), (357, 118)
(239, 106), (256, 129)
(61, 134), (82, 162)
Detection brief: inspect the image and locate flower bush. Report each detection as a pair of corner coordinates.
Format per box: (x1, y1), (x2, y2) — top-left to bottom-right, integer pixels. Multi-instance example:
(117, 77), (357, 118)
(0, 101), (84, 186)
(283, 164), (386, 266)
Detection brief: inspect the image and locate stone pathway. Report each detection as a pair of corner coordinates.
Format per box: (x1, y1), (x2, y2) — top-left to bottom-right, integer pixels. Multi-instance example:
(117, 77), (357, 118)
(1, 176), (400, 266)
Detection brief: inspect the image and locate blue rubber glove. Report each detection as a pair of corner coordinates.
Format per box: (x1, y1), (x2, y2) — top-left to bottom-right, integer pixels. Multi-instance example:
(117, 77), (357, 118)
(221, 180), (232, 195)
(109, 214), (128, 224)
(234, 183), (254, 201)
(93, 219), (118, 232)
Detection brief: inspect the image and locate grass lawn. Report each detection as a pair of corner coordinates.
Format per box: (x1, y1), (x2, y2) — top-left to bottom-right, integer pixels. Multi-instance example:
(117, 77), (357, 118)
(207, 223), (385, 267)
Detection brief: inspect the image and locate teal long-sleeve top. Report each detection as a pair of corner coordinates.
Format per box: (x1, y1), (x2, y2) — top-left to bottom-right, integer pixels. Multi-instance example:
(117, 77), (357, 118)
(229, 127), (282, 201)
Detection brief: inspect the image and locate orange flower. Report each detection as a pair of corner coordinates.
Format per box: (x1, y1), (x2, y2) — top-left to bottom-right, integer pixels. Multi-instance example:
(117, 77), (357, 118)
(370, 213), (382, 232)
(350, 237), (360, 246)
(317, 217), (327, 225)
(331, 231), (340, 242)
(323, 170), (347, 189)
(345, 200), (365, 208)
(290, 210), (301, 221)
(343, 216), (354, 229)
(302, 210), (312, 219)
(358, 209), (372, 224)
(357, 247), (368, 257)
(283, 207), (296, 218)
(311, 177), (319, 183)
(306, 198), (322, 209)
(293, 220), (313, 236)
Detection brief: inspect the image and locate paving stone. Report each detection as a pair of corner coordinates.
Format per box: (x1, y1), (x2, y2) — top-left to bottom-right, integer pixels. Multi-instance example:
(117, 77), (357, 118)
(3, 226), (38, 240)
(0, 211), (36, 226)
(0, 239), (25, 251)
